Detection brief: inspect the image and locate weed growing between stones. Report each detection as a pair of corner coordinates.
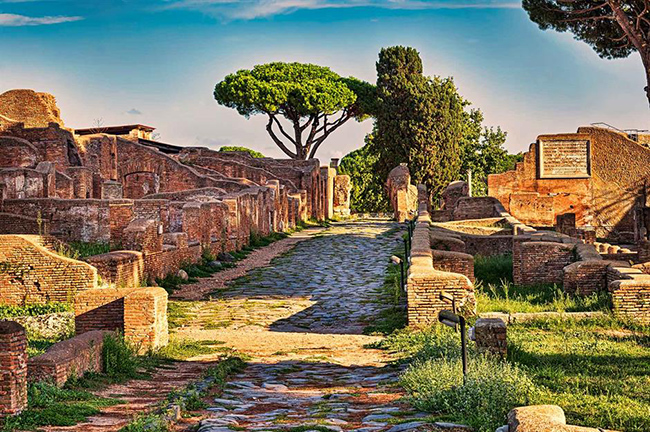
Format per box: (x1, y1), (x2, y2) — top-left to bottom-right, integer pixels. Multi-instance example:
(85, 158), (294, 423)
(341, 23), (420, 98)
(363, 237), (407, 335)
(117, 356), (247, 432)
(55, 241), (112, 260)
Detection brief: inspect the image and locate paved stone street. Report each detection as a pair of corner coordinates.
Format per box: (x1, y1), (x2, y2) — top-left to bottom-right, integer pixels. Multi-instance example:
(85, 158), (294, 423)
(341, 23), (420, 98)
(173, 219), (433, 432)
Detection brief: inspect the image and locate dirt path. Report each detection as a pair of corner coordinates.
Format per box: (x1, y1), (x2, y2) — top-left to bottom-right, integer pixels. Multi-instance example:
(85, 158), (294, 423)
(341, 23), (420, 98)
(172, 219), (433, 432)
(45, 361), (216, 432)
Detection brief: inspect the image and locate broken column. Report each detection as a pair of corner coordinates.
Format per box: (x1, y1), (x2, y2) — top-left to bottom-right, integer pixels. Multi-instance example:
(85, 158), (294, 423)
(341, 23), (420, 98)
(475, 317), (507, 356)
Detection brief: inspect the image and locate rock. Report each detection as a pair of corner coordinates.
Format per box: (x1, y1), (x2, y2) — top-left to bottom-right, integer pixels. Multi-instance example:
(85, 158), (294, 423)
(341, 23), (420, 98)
(363, 414), (393, 423)
(262, 383), (289, 392)
(177, 269), (189, 280)
(209, 260), (222, 268)
(386, 422), (425, 432)
(218, 252), (235, 262)
(433, 422), (473, 431)
(495, 426), (509, 432)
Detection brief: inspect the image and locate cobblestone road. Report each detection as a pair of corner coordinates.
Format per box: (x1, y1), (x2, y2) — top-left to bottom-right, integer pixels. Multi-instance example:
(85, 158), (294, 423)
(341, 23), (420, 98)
(176, 219), (432, 432)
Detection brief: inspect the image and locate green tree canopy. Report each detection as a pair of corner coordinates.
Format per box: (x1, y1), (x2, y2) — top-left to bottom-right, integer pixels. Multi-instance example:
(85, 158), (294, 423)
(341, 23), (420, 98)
(523, 0), (650, 106)
(219, 146), (265, 158)
(214, 62), (375, 160)
(338, 134), (389, 213)
(369, 46), (466, 202)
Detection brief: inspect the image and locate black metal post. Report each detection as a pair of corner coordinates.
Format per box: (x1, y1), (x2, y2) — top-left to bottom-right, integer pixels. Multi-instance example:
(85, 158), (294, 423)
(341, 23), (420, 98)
(400, 261), (405, 293)
(404, 237), (408, 261)
(459, 315), (467, 381)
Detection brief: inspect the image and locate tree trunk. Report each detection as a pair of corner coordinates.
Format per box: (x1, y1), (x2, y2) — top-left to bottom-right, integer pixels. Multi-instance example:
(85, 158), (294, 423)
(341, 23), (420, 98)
(642, 51), (650, 108)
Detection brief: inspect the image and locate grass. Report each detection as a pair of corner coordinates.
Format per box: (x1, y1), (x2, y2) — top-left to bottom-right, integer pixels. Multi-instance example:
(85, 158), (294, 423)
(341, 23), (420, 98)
(154, 337), (227, 361)
(167, 301), (197, 329)
(56, 241), (112, 260)
(0, 302), (72, 319)
(508, 317), (650, 432)
(474, 254), (609, 314)
(1, 382), (121, 431)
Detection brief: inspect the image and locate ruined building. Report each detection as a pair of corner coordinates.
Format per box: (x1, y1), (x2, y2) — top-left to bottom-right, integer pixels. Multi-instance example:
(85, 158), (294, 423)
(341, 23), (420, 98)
(489, 126), (650, 241)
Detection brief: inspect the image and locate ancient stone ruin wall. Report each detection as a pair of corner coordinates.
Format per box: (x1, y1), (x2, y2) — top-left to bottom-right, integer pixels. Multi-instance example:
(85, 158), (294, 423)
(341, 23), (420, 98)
(489, 127), (650, 241)
(0, 235), (97, 306)
(75, 286), (168, 353)
(407, 206), (476, 327)
(333, 174), (351, 217)
(386, 163), (417, 222)
(0, 90), (64, 130)
(0, 321), (27, 418)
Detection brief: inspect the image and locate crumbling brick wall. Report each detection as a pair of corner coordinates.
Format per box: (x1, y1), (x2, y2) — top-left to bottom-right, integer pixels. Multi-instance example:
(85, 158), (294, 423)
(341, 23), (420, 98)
(513, 237), (576, 286)
(0, 321), (27, 418)
(0, 235), (97, 305)
(75, 286), (168, 354)
(28, 330), (108, 387)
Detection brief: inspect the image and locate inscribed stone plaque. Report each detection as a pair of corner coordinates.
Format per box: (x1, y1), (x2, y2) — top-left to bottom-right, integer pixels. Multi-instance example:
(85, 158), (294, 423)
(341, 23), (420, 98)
(538, 139), (590, 178)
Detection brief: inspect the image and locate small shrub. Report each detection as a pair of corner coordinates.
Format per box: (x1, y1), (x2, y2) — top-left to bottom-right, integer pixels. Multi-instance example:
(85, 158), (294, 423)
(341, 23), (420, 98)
(118, 414), (170, 432)
(102, 332), (139, 380)
(0, 302), (71, 319)
(401, 356), (538, 432)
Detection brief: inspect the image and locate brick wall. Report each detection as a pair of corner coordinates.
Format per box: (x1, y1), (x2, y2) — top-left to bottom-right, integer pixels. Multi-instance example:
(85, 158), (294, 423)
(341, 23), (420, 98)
(75, 287), (168, 354)
(0, 321), (27, 418)
(85, 251), (144, 287)
(0, 235), (97, 305)
(430, 232), (466, 253)
(452, 196), (502, 220)
(431, 250), (475, 283)
(28, 330), (108, 387)
(408, 216), (475, 328)
(513, 238), (575, 285)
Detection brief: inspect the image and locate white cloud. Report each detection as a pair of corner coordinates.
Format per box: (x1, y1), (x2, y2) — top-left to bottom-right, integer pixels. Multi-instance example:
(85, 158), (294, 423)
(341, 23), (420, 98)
(0, 13), (83, 26)
(163, 0), (520, 20)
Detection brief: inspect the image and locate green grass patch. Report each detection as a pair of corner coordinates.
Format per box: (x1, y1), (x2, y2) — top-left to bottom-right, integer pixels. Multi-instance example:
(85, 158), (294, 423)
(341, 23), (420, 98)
(363, 246), (407, 335)
(118, 414), (170, 432)
(475, 280), (610, 314)
(1, 382), (121, 431)
(167, 301), (197, 329)
(474, 254), (513, 285)
(0, 302), (71, 319)
(155, 338), (222, 361)
(56, 241), (112, 260)
(508, 318), (650, 432)
(474, 254), (609, 314)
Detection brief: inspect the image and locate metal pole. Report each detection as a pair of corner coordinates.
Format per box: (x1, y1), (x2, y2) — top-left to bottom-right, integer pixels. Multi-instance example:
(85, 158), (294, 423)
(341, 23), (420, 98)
(404, 237), (408, 262)
(460, 315), (467, 382)
(400, 261), (405, 294)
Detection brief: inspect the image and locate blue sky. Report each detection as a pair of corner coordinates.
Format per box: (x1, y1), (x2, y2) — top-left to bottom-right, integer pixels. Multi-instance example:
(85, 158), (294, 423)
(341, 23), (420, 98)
(0, 0), (647, 161)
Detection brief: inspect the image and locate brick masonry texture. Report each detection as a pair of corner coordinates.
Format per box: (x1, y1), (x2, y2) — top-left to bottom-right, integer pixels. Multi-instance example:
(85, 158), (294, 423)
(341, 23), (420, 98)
(28, 330), (109, 387)
(0, 235), (97, 305)
(75, 287), (168, 353)
(0, 321), (27, 418)
(408, 212), (476, 328)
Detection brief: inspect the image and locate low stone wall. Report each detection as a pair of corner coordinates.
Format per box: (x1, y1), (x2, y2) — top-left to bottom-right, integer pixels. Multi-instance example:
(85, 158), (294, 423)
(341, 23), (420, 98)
(407, 213), (475, 327)
(0, 234), (97, 305)
(429, 231), (466, 253)
(460, 234), (513, 257)
(75, 286), (168, 353)
(507, 405), (618, 432)
(452, 196), (502, 220)
(431, 250), (474, 283)
(28, 330), (108, 387)
(0, 321), (27, 418)
(85, 250), (144, 287)
(607, 263), (650, 324)
(513, 236), (576, 286)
